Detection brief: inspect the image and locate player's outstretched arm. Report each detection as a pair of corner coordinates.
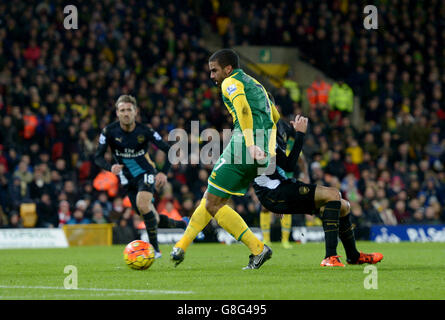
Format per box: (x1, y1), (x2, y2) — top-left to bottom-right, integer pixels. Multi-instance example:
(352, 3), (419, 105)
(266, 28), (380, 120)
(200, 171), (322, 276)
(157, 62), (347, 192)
(276, 115), (308, 172)
(298, 153), (310, 184)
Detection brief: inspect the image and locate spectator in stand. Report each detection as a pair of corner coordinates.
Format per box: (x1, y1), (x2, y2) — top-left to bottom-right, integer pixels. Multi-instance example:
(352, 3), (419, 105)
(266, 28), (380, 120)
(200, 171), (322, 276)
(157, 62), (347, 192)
(274, 87), (294, 118)
(13, 160), (33, 186)
(362, 133), (379, 161)
(282, 74), (301, 105)
(109, 197), (125, 223)
(418, 178), (445, 208)
(344, 153), (360, 180)
(93, 192), (113, 218)
(341, 173), (362, 204)
(393, 200), (410, 224)
(375, 199), (398, 226)
(0, 163), (10, 212)
(424, 206), (441, 225)
(425, 133), (444, 166)
(409, 208), (425, 224)
(325, 151), (346, 180)
(36, 193), (57, 228)
(66, 208), (91, 225)
(113, 208), (137, 244)
(91, 203), (108, 224)
(307, 75), (331, 110)
(160, 201), (183, 222)
(8, 177), (29, 211)
(57, 200), (71, 228)
(63, 180), (79, 207)
(7, 212), (23, 228)
(328, 79), (354, 115)
(349, 203), (371, 240)
(29, 168), (51, 201)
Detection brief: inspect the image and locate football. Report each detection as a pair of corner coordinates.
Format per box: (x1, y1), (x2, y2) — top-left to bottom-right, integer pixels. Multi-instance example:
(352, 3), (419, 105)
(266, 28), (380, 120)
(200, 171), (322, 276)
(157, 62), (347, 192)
(123, 240), (155, 270)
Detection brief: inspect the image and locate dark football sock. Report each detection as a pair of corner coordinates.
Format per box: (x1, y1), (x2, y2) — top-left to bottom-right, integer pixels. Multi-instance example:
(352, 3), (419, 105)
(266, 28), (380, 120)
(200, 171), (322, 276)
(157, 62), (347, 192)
(143, 211), (160, 252)
(339, 214), (360, 262)
(321, 201), (341, 258)
(158, 214), (187, 229)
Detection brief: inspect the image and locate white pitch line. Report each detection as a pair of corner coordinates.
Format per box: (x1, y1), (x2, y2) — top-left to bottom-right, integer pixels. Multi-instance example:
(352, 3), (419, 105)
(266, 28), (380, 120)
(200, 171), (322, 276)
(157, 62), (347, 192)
(0, 292), (129, 299)
(0, 285), (194, 295)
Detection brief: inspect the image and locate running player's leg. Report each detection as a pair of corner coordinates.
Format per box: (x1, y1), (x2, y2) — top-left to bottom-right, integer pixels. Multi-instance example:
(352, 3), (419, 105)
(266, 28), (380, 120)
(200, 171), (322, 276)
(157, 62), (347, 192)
(172, 190), (268, 268)
(314, 186), (343, 265)
(315, 186), (382, 265)
(173, 147), (271, 268)
(173, 185), (270, 268)
(174, 194), (213, 253)
(158, 214), (187, 229)
(337, 199), (360, 263)
(315, 186), (361, 258)
(135, 190), (161, 254)
(205, 192), (264, 256)
(337, 199), (383, 265)
(280, 214), (293, 249)
(155, 202), (187, 229)
(127, 188), (159, 255)
(205, 191), (271, 270)
(260, 207), (272, 246)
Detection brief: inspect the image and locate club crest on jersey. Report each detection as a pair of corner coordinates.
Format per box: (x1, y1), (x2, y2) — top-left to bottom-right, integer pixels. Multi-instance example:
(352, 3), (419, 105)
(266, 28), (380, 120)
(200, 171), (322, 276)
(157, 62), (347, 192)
(226, 84), (237, 96)
(137, 135), (145, 144)
(299, 186), (310, 195)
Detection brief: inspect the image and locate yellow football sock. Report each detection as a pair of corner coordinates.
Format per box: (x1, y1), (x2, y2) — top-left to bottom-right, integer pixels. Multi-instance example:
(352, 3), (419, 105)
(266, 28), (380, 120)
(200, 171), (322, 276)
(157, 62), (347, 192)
(175, 198), (212, 251)
(281, 214), (292, 243)
(214, 205), (264, 255)
(260, 211), (271, 243)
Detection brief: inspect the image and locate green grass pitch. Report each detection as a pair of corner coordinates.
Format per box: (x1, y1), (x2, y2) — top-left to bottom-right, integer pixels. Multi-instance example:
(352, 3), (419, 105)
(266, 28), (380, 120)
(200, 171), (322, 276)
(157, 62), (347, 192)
(1, 241), (444, 300)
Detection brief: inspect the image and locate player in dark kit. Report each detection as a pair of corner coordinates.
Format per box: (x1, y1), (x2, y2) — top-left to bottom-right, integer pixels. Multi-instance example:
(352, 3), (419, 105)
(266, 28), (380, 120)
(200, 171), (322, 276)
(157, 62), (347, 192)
(259, 117), (310, 249)
(94, 95), (186, 257)
(253, 103), (383, 267)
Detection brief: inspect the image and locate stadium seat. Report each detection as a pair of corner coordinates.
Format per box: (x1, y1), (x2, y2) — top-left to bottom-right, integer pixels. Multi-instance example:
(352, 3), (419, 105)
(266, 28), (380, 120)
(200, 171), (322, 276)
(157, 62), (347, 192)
(19, 203), (38, 228)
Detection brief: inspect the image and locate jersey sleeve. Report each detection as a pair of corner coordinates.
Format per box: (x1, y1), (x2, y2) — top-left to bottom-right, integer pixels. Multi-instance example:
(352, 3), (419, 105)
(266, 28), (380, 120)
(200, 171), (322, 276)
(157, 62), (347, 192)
(221, 77), (255, 147)
(94, 127), (112, 172)
(147, 127), (170, 153)
(271, 102), (280, 124)
(276, 131), (305, 172)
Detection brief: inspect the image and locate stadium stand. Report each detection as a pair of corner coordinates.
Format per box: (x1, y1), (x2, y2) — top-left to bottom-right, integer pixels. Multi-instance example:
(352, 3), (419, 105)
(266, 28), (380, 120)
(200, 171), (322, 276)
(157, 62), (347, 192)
(0, 1), (444, 242)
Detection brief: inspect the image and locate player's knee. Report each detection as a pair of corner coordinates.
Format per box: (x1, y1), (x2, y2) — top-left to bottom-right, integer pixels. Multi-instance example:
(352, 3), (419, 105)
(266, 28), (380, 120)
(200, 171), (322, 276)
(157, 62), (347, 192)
(205, 200), (223, 216)
(136, 199), (151, 215)
(327, 187), (341, 202)
(340, 199), (351, 218)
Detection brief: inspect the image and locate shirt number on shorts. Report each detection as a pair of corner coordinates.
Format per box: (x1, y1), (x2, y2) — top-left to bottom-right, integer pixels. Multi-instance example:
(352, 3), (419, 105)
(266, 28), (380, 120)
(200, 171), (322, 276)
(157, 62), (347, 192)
(144, 174), (154, 185)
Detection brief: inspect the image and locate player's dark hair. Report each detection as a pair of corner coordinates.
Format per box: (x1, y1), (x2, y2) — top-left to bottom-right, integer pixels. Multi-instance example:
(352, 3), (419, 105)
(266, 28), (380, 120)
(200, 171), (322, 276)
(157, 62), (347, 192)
(209, 48), (240, 69)
(115, 95), (137, 109)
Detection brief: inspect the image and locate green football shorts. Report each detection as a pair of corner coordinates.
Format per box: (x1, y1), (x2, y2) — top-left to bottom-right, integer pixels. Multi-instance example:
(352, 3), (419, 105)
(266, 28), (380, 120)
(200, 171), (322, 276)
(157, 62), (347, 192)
(207, 133), (269, 199)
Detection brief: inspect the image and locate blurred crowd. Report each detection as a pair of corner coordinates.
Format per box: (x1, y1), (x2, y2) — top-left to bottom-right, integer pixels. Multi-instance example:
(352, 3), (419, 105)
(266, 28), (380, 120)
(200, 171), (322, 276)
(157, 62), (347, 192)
(0, 1), (444, 241)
